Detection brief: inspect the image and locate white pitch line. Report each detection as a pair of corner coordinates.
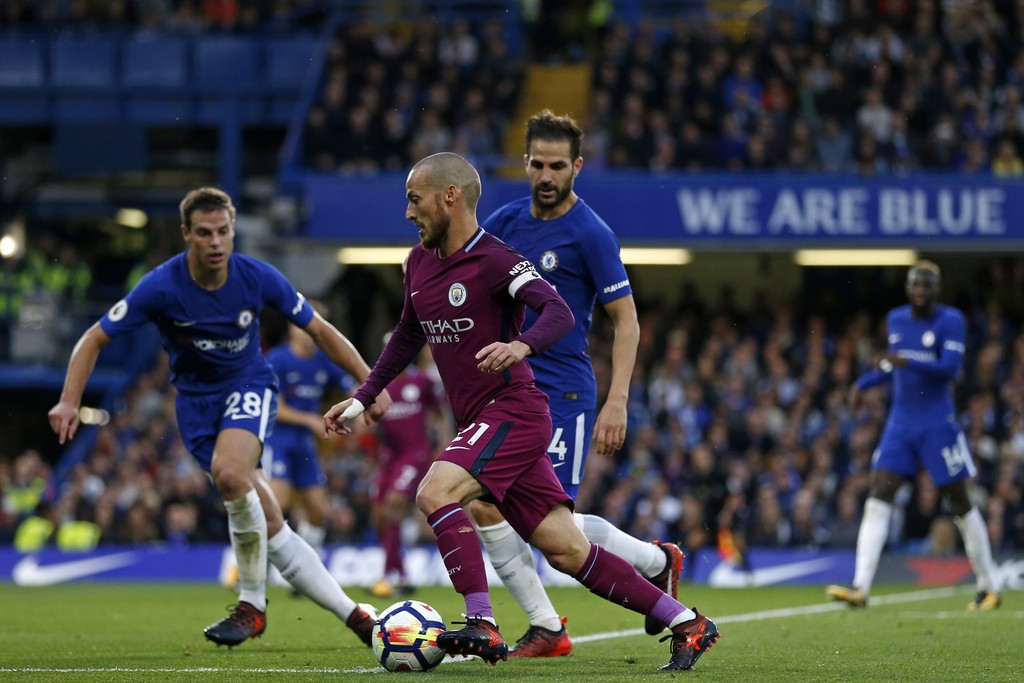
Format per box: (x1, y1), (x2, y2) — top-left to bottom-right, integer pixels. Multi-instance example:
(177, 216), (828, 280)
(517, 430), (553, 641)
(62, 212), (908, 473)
(0, 586), (980, 675)
(571, 585), (969, 644)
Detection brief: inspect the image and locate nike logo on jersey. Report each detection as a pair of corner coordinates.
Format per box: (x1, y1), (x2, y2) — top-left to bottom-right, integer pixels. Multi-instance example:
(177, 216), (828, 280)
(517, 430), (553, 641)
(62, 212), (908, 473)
(12, 552), (137, 586)
(173, 320), (198, 327)
(889, 333), (902, 343)
(230, 414), (256, 420)
(552, 461), (566, 469)
(444, 445), (470, 451)
(411, 290), (420, 297)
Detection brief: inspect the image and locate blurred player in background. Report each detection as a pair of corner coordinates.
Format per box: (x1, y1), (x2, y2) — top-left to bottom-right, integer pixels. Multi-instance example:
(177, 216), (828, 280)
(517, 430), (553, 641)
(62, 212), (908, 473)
(326, 153), (719, 671)
(48, 187), (390, 649)
(472, 109), (684, 656)
(827, 261), (1002, 611)
(370, 339), (451, 599)
(264, 301), (355, 560)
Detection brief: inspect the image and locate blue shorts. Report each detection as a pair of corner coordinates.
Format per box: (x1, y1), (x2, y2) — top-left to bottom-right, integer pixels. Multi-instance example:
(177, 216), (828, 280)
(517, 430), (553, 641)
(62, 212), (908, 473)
(873, 416), (976, 487)
(175, 380), (277, 472)
(546, 406), (595, 500)
(263, 427), (327, 489)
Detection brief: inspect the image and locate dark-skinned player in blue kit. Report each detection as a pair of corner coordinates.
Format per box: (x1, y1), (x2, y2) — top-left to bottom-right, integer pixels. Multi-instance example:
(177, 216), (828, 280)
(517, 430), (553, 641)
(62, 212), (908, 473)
(325, 152), (719, 671)
(827, 260), (1001, 611)
(49, 187), (390, 648)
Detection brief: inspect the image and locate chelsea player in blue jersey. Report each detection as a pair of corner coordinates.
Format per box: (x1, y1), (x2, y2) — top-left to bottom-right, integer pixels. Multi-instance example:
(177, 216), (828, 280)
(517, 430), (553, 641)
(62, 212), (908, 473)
(48, 188), (391, 648)
(470, 111), (689, 656)
(827, 261), (1001, 611)
(264, 304), (355, 561)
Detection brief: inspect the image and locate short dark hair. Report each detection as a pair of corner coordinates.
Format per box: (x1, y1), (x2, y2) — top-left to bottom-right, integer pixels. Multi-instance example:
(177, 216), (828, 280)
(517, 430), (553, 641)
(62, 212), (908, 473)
(525, 109), (584, 160)
(908, 259), (941, 281)
(179, 187), (236, 229)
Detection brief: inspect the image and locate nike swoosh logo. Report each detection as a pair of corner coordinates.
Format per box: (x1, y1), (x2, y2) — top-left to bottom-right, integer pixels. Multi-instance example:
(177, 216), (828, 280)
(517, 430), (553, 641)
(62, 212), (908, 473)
(441, 548), (459, 562)
(230, 414), (256, 420)
(411, 291), (420, 297)
(173, 320), (198, 327)
(708, 557), (836, 588)
(444, 445), (470, 451)
(552, 462), (565, 469)
(13, 552), (137, 586)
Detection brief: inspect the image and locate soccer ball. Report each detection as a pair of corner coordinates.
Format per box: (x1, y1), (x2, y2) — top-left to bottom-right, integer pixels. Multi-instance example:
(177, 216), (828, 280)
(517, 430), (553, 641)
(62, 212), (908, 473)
(371, 599), (447, 672)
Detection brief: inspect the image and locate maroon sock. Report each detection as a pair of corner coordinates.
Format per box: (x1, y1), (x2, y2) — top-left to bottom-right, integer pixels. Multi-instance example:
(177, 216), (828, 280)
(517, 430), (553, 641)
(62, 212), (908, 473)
(574, 543), (668, 616)
(382, 521), (403, 577)
(427, 503), (490, 604)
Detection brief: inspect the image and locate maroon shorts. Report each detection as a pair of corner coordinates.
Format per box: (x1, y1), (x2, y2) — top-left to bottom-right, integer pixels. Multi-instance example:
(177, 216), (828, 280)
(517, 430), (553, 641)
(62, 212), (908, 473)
(374, 449), (431, 504)
(437, 401), (573, 540)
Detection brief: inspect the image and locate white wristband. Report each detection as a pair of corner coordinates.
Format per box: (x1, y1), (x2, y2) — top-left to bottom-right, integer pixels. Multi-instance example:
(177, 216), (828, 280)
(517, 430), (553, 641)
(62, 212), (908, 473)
(340, 398), (365, 420)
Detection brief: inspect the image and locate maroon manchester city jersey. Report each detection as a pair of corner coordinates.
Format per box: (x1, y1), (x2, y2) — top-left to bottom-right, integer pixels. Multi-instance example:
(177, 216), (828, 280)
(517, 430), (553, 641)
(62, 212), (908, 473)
(354, 228), (573, 427)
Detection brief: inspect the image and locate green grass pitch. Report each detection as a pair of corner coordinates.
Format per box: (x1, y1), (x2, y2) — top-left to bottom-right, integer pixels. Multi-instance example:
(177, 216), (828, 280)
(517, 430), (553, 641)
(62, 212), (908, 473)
(0, 582), (1015, 681)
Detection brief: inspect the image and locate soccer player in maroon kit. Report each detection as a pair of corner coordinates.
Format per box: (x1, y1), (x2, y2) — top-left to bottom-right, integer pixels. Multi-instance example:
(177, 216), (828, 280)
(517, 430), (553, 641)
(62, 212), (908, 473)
(325, 153), (719, 670)
(371, 347), (451, 598)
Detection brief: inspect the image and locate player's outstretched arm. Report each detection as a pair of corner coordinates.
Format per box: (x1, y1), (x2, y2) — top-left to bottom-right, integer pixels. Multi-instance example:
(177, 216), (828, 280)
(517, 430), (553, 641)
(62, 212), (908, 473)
(304, 311), (393, 421)
(276, 397), (324, 436)
(48, 322), (111, 444)
(593, 294), (639, 456)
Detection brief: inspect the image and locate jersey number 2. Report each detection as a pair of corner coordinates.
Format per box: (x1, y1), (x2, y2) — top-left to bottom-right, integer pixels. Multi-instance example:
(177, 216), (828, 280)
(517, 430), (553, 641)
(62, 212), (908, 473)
(224, 391), (264, 420)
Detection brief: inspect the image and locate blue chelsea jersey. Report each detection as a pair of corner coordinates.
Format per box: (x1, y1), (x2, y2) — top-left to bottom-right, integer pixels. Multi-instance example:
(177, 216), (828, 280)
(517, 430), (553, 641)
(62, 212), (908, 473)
(267, 343), (354, 434)
(858, 303), (966, 420)
(484, 196), (631, 409)
(100, 252), (314, 394)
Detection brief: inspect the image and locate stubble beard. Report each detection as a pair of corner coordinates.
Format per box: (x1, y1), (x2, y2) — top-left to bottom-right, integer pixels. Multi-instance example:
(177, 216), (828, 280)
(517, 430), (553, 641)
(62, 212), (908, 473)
(532, 181), (572, 211)
(421, 214), (450, 252)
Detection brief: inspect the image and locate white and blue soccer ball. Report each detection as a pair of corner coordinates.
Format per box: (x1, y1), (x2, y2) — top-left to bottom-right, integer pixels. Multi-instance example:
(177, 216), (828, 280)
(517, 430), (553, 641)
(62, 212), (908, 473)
(371, 599), (446, 672)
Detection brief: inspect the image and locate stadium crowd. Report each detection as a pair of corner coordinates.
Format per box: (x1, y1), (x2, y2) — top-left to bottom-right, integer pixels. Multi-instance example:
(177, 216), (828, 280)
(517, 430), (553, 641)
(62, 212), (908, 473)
(293, 0), (1024, 176)
(4, 257), (1024, 563)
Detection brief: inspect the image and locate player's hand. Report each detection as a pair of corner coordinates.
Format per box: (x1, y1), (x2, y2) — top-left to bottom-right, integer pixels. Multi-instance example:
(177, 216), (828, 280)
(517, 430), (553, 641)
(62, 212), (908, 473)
(323, 398), (365, 436)
(593, 396), (627, 456)
(881, 352), (908, 368)
(475, 340), (528, 374)
(365, 389), (392, 425)
(48, 402), (81, 445)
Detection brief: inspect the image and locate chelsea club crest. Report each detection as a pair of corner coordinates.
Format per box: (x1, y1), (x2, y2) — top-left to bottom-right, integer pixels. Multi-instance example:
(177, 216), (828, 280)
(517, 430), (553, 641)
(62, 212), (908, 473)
(540, 250), (559, 272)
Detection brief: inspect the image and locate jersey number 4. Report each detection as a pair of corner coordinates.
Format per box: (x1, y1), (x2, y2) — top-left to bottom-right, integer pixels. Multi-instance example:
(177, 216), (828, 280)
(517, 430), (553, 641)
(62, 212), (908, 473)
(940, 432), (971, 477)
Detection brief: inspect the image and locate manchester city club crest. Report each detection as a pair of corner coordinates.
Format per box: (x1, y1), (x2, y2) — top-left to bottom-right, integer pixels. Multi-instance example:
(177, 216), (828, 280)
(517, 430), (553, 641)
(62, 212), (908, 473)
(540, 250), (559, 272)
(448, 282), (467, 307)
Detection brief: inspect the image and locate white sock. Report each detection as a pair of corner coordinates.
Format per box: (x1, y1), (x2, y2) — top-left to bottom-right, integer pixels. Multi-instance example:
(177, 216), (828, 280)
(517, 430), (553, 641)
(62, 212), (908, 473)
(954, 507), (999, 593)
(667, 607), (698, 628)
(268, 523), (357, 620)
(574, 513), (665, 577)
(225, 489), (268, 611)
(477, 520), (561, 631)
(852, 498), (893, 596)
(297, 520), (327, 557)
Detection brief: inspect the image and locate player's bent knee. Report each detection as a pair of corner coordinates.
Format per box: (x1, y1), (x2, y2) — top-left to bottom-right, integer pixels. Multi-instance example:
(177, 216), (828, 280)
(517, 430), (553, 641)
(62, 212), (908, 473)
(468, 500), (505, 526)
